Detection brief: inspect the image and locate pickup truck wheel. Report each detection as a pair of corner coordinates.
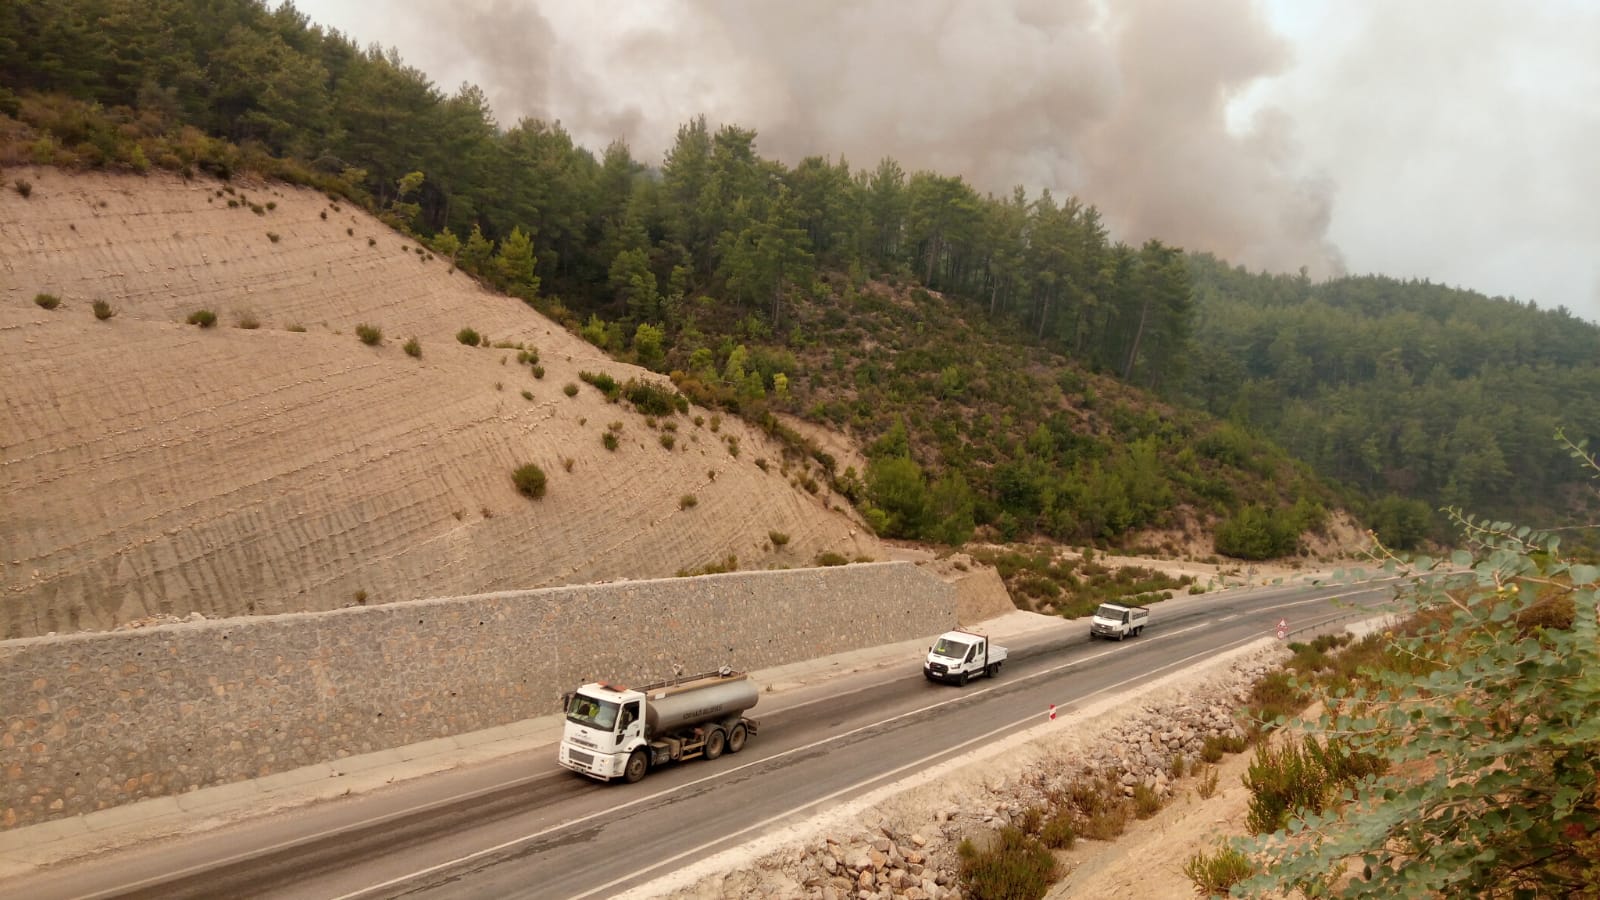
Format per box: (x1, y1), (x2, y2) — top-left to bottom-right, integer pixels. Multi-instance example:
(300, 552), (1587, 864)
(704, 727), (726, 761)
(727, 723), (748, 754)
(623, 750), (648, 784)
(1136, 626), (1144, 637)
(1117, 630), (1126, 641)
(986, 662), (1001, 678)
(958, 671), (969, 687)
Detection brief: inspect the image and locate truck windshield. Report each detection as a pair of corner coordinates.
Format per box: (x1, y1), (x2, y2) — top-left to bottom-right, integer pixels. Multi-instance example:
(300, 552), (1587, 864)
(932, 637), (971, 659)
(566, 693), (620, 730)
(1094, 604), (1122, 620)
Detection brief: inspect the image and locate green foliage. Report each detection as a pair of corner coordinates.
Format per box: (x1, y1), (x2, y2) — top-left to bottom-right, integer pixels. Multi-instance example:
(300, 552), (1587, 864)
(34, 292), (61, 310)
(187, 309), (216, 328)
(1038, 810), (1075, 850)
(601, 431), (619, 451)
(403, 337), (421, 358)
(1238, 438), (1600, 897)
(956, 827), (1058, 900)
(456, 327), (481, 346)
(864, 455), (927, 538)
(564, 383), (580, 398)
(767, 530), (790, 548)
(355, 323), (382, 345)
(1183, 842), (1256, 897)
(1131, 783), (1163, 819)
(511, 463), (547, 499)
(1367, 494), (1434, 549)
(1214, 504), (1301, 560)
(579, 370), (620, 400)
(622, 378), (682, 416)
(92, 299), (113, 320)
(814, 551), (848, 567)
(678, 494), (696, 510)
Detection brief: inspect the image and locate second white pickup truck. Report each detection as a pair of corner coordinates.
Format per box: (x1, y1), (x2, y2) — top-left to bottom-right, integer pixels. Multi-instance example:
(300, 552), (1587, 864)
(924, 629), (1007, 685)
(1089, 603), (1150, 640)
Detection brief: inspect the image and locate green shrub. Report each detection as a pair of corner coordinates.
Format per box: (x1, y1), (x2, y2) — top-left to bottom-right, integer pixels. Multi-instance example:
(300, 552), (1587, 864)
(511, 463), (547, 499)
(92, 299), (114, 320)
(1080, 798), (1130, 840)
(1247, 670), (1308, 727)
(579, 370), (620, 399)
(531, 365), (545, 379)
(456, 327), (481, 346)
(355, 323), (382, 345)
(1196, 765), (1220, 799)
(1243, 739), (1335, 835)
(563, 382), (579, 397)
(659, 433), (675, 450)
(403, 338), (421, 358)
(623, 378), (681, 416)
(187, 309), (217, 327)
(1201, 732), (1247, 763)
(1183, 842), (1255, 897)
(815, 551), (849, 567)
(957, 827), (1057, 900)
(1038, 811), (1075, 850)
(286, 323), (307, 333)
(602, 432), (619, 451)
(34, 293), (60, 310)
(520, 389), (533, 401)
(679, 494), (697, 510)
(768, 530), (790, 547)
(1132, 783), (1163, 819)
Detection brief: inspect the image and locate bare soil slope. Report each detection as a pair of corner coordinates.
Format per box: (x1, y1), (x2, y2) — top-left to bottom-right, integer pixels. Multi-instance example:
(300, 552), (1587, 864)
(0, 167), (879, 639)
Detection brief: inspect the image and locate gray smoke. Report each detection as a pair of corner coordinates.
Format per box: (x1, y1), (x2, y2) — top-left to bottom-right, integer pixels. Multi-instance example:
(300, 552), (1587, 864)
(304, 0), (1345, 278)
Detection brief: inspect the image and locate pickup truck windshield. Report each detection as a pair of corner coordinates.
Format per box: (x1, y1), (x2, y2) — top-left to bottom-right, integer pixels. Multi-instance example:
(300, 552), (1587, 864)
(1094, 604), (1125, 620)
(566, 693), (620, 730)
(932, 637), (972, 659)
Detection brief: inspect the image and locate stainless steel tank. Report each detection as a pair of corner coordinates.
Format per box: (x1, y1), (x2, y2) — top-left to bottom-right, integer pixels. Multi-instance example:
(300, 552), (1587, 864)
(643, 676), (759, 735)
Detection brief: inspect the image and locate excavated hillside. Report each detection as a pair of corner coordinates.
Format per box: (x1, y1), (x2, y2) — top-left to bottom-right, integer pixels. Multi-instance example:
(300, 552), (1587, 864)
(0, 166), (881, 640)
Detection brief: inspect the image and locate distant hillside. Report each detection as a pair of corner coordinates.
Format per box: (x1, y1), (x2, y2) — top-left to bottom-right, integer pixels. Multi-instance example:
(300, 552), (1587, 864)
(0, 167), (878, 640)
(1182, 254), (1600, 542)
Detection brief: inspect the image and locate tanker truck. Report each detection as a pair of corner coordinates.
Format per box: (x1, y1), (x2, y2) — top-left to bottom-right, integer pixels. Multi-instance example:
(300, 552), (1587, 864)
(557, 667), (760, 783)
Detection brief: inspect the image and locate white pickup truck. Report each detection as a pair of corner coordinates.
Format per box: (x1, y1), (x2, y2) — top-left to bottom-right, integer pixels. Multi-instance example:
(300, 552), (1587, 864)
(1089, 603), (1150, 640)
(924, 629), (1007, 685)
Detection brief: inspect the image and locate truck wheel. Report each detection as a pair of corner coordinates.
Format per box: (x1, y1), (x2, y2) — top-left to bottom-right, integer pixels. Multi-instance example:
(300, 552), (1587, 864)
(987, 662), (1001, 678)
(1135, 626), (1144, 637)
(704, 727), (726, 761)
(727, 723), (748, 754)
(1117, 630), (1126, 642)
(623, 750), (649, 784)
(958, 671), (969, 687)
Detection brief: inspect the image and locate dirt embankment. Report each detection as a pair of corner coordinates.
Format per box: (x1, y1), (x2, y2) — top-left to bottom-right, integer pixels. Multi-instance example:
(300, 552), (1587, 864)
(0, 167), (881, 639)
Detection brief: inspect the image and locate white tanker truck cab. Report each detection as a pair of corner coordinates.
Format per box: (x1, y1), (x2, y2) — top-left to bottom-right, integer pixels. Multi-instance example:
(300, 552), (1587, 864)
(557, 668), (759, 783)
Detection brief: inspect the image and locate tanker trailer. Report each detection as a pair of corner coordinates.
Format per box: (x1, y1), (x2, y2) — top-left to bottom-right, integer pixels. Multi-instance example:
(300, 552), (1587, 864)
(557, 668), (760, 783)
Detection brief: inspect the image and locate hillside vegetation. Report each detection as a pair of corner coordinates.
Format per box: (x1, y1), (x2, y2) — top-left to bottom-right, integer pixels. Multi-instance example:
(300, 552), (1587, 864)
(0, 167), (878, 640)
(5, 0), (1593, 635)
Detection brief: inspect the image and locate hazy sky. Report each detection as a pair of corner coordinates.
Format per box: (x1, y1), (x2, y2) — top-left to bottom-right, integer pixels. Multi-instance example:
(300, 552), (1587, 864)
(290, 0), (1600, 323)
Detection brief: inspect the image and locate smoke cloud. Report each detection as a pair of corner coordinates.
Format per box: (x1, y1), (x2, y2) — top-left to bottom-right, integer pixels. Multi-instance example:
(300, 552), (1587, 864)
(297, 0), (1600, 319)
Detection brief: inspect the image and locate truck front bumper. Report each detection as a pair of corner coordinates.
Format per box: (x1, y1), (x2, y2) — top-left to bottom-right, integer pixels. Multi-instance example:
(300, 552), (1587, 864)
(559, 744), (624, 781)
(924, 664), (963, 684)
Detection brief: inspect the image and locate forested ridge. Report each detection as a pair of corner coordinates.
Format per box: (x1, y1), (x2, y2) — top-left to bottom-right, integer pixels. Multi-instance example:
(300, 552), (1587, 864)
(4, 0), (1594, 554)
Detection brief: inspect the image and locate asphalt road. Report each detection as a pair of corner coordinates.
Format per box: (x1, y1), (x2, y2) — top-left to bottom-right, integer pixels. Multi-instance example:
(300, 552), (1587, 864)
(11, 580), (1397, 900)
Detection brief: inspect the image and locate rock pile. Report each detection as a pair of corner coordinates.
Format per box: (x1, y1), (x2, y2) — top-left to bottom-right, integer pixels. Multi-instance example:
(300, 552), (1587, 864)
(658, 646), (1288, 899)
